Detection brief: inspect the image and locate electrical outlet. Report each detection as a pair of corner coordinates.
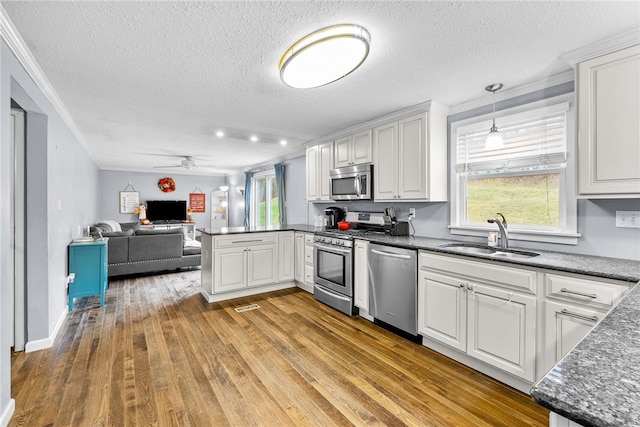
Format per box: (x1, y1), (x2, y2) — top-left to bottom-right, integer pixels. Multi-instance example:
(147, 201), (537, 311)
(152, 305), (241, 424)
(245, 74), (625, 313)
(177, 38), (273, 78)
(409, 208), (416, 219)
(616, 211), (640, 228)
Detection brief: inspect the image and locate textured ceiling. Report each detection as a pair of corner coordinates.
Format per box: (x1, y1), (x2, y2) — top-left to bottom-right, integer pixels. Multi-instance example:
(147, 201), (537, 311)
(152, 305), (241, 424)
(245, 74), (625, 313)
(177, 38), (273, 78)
(1, 1), (639, 175)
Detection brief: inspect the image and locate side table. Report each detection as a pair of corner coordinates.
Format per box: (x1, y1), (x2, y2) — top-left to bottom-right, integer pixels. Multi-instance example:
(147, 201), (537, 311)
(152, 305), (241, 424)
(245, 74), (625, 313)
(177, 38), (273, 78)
(68, 238), (108, 311)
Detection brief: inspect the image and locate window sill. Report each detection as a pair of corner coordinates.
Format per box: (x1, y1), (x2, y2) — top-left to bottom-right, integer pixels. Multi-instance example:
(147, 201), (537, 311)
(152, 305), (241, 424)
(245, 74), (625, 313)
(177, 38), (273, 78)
(448, 225), (581, 245)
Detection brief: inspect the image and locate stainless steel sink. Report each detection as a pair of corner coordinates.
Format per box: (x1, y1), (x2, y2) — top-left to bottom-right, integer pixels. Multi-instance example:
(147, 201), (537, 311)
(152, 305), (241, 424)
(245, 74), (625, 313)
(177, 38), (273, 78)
(437, 243), (540, 259)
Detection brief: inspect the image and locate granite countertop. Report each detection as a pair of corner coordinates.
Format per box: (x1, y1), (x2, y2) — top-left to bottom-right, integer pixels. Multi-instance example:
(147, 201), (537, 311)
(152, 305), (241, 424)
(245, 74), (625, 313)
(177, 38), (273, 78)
(530, 282), (640, 427)
(199, 225), (640, 283)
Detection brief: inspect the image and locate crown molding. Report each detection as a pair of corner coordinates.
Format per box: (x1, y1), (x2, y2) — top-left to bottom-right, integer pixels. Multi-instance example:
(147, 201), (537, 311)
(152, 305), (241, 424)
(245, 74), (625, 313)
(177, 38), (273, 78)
(562, 29), (640, 66)
(0, 5), (96, 164)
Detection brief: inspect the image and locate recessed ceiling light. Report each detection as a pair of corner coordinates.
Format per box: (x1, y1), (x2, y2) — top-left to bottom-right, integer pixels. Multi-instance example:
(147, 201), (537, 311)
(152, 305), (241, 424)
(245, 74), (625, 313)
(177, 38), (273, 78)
(280, 139), (287, 146)
(250, 135), (258, 142)
(279, 24), (371, 89)
(216, 131), (224, 137)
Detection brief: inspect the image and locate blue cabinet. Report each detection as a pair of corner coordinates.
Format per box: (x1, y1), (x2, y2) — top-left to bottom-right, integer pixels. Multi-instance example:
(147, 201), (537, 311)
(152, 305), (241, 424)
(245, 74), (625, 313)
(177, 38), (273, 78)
(68, 239), (108, 311)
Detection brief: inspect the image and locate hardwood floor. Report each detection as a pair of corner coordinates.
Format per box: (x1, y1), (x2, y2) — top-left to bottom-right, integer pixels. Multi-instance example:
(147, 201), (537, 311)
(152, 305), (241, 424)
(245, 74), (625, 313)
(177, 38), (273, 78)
(10, 270), (548, 426)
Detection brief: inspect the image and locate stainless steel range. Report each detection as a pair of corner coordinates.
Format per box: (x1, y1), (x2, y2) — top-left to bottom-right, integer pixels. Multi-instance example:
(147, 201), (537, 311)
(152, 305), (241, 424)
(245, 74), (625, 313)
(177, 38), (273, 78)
(313, 211), (386, 315)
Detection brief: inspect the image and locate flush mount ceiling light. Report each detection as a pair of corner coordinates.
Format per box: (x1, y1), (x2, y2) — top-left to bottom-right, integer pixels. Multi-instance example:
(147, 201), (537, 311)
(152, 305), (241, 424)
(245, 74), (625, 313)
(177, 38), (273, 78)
(279, 24), (371, 89)
(485, 83), (504, 150)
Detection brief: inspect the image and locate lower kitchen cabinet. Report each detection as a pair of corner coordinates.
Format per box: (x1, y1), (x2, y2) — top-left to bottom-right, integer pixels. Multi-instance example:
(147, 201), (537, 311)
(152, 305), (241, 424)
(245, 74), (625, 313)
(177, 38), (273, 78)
(278, 231), (294, 282)
(353, 239), (369, 311)
(541, 272), (631, 374)
(201, 232), (293, 302)
(418, 251), (537, 382)
(294, 232), (305, 283)
(467, 283), (536, 381)
(303, 233), (315, 289)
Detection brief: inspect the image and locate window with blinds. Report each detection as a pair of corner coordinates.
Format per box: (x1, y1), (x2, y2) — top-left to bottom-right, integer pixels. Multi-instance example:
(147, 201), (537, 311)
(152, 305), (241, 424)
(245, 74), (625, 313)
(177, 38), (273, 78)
(454, 101), (571, 231)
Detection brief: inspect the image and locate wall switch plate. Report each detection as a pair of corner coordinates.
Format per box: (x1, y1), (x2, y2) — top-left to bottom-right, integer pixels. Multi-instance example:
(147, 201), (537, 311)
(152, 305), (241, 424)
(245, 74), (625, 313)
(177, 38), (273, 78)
(616, 211), (640, 228)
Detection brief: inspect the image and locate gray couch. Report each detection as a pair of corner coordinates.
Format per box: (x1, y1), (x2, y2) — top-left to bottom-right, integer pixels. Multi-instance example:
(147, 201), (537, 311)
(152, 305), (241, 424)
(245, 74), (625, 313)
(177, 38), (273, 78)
(92, 222), (201, 277)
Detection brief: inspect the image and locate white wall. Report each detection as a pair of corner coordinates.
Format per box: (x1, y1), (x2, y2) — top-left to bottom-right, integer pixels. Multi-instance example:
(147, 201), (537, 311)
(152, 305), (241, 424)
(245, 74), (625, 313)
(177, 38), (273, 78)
(98, 170), (226, 233)
(1, 38), (100, 424)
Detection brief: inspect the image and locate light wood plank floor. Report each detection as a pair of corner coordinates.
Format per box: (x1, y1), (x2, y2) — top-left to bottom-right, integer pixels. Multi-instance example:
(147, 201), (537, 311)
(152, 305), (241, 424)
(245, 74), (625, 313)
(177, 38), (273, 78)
(10, 270), (548, 426)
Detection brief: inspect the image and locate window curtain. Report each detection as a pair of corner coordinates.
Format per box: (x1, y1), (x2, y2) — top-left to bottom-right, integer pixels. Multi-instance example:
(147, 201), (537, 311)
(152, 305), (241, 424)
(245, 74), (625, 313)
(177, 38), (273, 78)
(274, 163), (286, 226)
(244, 171), (252, 227)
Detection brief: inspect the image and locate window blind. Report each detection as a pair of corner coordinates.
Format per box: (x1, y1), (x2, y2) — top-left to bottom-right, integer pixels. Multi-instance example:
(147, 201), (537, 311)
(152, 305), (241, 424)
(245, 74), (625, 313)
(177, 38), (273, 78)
(456, 102), (569, 174)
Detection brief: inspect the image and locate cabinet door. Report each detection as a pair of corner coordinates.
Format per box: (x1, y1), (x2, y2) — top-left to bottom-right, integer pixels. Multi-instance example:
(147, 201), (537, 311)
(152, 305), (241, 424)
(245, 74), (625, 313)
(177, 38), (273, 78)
(398, 113), (427, 200)
(543, 300), (600, 374)
(294, 233), (305, 283)
(352, 130), (373, 165)
(319, 142), (334, 200)
(334, 136), (353, 168)
(373, 122), (398, 200)
(247, 245), (277, 287)
(306, 145), (320, 200)
(578, 45), (640, 196)
(353, 240), (369, 310)
(467, 284), (536, 381)
(214, 248), (247, 292)
(418, 270), (467, 352)
(278, 232), (294, 282)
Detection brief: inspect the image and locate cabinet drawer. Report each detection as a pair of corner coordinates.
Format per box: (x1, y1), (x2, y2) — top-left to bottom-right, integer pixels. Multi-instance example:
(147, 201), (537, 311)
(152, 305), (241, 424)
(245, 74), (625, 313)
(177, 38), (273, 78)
(419, 251), (536, 293)
(304, 233), (314, 245)
(305, 243), (314, 265)
(545, 273), (629, 308)
(215, 233), (277, 248)
(305, 264), (314, 285)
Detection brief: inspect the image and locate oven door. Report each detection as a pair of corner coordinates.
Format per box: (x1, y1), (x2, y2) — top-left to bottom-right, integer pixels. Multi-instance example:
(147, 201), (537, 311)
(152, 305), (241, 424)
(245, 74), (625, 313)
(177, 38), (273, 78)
(313, 242), (353, 297)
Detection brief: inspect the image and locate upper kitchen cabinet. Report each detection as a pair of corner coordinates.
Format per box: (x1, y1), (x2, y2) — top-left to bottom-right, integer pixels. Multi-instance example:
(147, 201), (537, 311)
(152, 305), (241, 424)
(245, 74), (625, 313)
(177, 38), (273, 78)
(577, 44), (640, 198)
(306, 141), (334, 202)
(334, 130), (373, 168)
(373, 103), (448, 201)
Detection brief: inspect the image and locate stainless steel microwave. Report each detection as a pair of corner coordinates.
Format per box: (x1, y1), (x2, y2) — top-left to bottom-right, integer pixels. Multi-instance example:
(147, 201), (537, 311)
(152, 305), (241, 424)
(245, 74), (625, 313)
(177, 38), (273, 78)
(329, 163), (373, 200)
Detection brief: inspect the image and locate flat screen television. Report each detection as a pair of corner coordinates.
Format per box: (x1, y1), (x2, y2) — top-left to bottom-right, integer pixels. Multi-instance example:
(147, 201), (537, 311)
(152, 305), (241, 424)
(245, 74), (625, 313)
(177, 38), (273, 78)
(145, 200), (187, 223)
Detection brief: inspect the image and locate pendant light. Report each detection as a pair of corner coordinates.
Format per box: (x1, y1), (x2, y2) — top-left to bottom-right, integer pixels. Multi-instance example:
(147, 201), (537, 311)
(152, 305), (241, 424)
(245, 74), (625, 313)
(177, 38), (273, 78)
(279, 24), (371, 89)
(485, 83), (504, 150)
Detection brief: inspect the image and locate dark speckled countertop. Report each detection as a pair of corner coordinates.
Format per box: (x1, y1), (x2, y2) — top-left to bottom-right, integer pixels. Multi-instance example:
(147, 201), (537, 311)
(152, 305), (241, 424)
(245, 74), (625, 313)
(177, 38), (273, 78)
(201, 225), (640, 424)
(200, 224), (639, 282)
(531, 283), (640, 427)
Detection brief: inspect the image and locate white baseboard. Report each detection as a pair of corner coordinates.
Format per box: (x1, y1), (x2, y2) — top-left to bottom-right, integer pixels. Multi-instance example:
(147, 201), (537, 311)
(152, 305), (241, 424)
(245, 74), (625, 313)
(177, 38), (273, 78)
(25, 306), (67, 353)
(0, 398), (15, 427)
(200, 282), (296, 303)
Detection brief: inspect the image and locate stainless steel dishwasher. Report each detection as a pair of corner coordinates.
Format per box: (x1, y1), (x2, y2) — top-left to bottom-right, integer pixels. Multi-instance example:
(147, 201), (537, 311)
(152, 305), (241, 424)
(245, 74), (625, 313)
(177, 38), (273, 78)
(368, 243), (418, 337)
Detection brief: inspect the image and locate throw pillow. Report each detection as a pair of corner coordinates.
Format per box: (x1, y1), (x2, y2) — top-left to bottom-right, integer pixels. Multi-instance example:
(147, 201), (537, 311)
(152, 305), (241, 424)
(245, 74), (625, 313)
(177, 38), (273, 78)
(96, 220), (122, 232)
(102, 230), (134, 237)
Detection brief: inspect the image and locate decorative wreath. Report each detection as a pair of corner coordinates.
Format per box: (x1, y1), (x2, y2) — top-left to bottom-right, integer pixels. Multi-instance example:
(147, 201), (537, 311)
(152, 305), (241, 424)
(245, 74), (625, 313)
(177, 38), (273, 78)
(158, 177), (176, 193)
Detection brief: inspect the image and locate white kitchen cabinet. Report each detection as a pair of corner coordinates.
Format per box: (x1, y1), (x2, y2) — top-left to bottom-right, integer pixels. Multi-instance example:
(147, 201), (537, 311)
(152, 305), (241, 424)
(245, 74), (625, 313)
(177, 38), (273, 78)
(418, 251), (537, 382)
(278, 231), (294, 283)
(540, 272), (631, 374)
(214, 247), (247, 292)
(294, 232), (305, 283)
(306, 141), (334, 202)
(334, 130), (373, 168)
(304, 233), (315, 288)
(418, 270), (467, 352)
(577, 44), (640, 197)
(353, 239), (369, 311)
(247, 245), (277, 287)
(373, 106), (448, 201)
(467, 283), (536, 381)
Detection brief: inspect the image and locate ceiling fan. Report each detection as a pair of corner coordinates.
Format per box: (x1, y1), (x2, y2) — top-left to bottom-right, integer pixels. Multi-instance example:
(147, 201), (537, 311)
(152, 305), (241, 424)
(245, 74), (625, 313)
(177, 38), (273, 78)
(153, 155), (199, 170)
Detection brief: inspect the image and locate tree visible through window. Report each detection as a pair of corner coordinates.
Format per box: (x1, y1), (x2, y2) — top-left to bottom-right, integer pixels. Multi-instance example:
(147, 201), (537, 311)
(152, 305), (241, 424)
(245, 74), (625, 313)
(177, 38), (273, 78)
(252, 172), (280, 227)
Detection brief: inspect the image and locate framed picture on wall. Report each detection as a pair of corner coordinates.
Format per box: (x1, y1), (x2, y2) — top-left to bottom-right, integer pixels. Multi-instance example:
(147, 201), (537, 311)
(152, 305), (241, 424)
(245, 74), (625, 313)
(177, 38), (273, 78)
(189, 192), (206, 213)
(119, 191), (140, 213)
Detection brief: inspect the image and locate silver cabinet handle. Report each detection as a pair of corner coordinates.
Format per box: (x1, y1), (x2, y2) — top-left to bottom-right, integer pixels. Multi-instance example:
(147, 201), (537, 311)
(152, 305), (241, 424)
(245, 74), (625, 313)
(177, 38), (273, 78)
(232, 239), (263, 244)
(560, 288), (598, 299)
(459, 282), (466, 288)
(559, 309), (598, 323)
(370, 249), (412, 260)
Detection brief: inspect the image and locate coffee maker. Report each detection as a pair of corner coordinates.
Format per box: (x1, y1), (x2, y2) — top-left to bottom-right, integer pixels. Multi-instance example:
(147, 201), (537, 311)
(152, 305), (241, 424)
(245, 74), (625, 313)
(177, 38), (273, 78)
(324, 207), (345, 229)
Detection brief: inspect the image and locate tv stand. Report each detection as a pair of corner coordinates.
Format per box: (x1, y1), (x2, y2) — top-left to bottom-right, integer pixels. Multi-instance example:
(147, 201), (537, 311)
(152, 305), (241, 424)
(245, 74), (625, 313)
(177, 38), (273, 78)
(141, 222), (196, 240)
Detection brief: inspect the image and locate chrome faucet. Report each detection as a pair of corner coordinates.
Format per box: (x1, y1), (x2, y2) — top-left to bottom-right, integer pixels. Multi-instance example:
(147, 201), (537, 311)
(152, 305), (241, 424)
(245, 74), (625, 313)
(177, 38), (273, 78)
(487, 213), (508, 249)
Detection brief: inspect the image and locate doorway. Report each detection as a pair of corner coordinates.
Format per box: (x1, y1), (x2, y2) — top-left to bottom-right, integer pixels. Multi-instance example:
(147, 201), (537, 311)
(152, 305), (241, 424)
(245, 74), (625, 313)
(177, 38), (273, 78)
(10, 107), (26, 352)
